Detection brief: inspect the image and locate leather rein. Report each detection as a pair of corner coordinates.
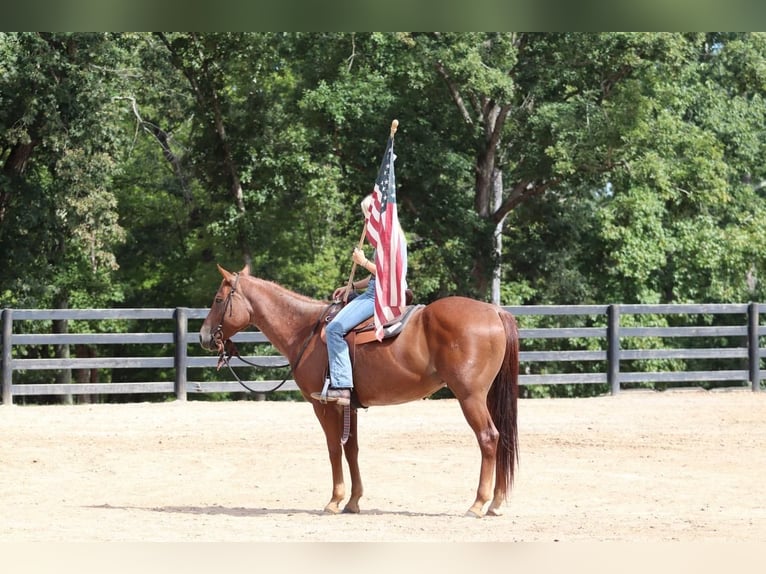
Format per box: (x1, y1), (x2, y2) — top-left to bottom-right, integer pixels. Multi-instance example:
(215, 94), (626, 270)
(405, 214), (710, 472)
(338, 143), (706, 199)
(212, 273), (337, 394)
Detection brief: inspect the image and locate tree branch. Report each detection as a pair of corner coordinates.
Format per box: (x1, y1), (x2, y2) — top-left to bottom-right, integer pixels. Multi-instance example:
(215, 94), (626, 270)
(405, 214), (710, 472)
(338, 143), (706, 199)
(493, 178), (557, 224)
(486, 103), (511, 151)
(346, 33), (356, 72)
(434, 61), (473, 125)
(122, 96), (191, 203)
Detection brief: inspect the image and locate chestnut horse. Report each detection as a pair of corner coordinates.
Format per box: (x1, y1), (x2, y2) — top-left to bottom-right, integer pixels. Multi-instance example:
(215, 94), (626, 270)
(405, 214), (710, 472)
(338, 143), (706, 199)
(199, 264), (520, 517)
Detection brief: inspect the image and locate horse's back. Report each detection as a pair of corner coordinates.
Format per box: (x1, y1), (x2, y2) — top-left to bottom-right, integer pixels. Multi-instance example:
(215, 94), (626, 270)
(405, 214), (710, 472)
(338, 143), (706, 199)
(422, 296), (508, 335)
(425, 295), (498, 312)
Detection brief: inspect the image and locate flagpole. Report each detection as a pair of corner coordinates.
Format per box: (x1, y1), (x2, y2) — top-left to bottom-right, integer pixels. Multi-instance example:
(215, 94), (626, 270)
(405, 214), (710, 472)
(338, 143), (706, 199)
(342, 119), (398, 303)
(343, 222), (368, 302)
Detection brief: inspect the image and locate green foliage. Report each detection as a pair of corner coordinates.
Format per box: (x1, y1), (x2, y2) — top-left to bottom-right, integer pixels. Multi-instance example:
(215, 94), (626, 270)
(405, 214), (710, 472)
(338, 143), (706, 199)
(4, 33), (766, 399)
(0, 33), (132, 308)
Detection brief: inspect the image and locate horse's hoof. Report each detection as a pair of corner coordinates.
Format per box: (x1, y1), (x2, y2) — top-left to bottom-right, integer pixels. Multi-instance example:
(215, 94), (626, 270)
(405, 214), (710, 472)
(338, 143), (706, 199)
(464, 509), (483, 518)
(323, 503), (341, 515)
(342, 502), (361, 514)
(486, 507), (503, 517)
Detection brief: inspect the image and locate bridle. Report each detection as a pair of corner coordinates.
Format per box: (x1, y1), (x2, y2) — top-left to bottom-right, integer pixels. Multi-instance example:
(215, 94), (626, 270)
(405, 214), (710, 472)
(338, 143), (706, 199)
(211, 272), (241, 350)
(212, 273), (338, 394)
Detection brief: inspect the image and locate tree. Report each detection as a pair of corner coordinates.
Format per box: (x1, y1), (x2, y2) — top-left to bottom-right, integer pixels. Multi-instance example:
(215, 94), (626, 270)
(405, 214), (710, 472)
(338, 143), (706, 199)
(113, 33), (355, 307)
(393, 33), (712, 302)
(0, 33), (131, 309)
(0, 33), (134, 402)
(4, 33), (766, 400)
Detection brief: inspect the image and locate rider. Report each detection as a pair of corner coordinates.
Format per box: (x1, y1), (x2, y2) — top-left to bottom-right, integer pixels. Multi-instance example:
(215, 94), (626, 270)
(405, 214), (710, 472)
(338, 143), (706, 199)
(311, 194), (377, 407)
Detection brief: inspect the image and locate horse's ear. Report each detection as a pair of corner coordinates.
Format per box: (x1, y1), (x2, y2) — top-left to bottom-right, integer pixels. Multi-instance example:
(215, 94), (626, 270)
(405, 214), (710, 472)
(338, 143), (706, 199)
(240, 263), (251, 276)
(216, 264), (234, 282)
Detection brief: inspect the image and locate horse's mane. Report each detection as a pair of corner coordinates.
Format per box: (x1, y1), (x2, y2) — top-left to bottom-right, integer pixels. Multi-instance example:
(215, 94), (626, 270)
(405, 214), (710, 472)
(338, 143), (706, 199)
(250, 275), (329, 307)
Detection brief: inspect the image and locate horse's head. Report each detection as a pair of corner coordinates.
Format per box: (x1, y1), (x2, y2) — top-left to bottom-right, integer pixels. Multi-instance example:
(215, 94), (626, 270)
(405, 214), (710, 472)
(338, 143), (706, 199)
(199, 264), (253, 352)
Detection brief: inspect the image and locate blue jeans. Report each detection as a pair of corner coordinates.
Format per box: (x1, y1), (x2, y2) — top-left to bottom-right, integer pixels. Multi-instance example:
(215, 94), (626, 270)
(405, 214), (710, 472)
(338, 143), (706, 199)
(326, 279), (376, 389)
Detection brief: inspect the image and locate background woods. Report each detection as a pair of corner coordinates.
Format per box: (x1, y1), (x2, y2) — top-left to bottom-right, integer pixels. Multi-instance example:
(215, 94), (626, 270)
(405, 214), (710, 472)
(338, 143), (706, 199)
(2, 33), (766, 397)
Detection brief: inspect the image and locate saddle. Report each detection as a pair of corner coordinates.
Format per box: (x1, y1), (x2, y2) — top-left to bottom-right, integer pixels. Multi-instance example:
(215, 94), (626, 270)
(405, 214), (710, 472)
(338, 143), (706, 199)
(321, 302), (423, 346)
(319, 289), (423, 347)
(352, 304), (422, 345)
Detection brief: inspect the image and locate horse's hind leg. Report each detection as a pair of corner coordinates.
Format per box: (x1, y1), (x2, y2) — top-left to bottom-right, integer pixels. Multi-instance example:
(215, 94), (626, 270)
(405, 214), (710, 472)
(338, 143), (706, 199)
(486, 472), (506, 517)
(457, 395), (499, 518)
(486, 430), (514, 516)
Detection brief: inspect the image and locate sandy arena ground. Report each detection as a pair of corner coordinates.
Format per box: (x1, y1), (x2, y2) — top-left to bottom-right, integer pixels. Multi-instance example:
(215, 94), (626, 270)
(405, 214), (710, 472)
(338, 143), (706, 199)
(1, 389), (765, 543)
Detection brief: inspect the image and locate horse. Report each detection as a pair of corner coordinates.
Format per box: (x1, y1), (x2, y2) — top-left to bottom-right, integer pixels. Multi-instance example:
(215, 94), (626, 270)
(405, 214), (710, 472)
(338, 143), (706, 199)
(199, 263), (520, 517)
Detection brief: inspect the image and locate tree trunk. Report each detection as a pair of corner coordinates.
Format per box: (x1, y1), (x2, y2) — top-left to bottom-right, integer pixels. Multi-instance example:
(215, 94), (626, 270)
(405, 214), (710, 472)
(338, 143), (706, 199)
(491, 168), (504, 305)
(208, 78), (252, 269)
(0, 141), (37, 224)
(472, 103), (508, 301)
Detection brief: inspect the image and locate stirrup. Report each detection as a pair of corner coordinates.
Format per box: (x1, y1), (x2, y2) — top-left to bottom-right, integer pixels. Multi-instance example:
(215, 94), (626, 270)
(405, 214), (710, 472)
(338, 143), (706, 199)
(310, 388), (351, 406)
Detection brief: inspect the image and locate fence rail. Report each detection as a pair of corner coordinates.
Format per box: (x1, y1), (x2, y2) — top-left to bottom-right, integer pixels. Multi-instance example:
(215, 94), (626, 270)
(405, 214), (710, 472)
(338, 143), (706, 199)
(1, 303), (764, 404)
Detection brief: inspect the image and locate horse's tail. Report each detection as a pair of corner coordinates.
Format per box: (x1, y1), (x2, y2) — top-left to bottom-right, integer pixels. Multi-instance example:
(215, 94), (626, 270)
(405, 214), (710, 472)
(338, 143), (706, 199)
(488, 309), (520, 501)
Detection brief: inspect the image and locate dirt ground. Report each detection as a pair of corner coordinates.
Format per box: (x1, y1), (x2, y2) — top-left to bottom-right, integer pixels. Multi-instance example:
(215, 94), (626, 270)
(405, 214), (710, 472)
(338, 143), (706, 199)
(1, 389), (765, 543)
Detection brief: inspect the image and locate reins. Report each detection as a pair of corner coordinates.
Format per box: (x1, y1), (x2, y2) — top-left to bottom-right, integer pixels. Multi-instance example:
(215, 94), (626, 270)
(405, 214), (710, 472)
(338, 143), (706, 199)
(214, 275), (338, 394)
(219, 349), (293, 394)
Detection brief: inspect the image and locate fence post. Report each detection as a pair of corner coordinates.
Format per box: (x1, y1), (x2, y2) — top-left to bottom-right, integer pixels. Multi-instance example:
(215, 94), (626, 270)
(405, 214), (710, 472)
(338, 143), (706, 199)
(748, 302), (761, 392)
(174, 307), (188, 401)
(1, 309), (13, 405)
(607, 304), (621, 395)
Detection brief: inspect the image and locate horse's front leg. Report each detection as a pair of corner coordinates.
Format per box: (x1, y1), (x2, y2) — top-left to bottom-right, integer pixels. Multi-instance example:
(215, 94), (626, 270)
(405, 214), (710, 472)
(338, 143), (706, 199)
(313, 403), (346, 514)
(342, 408), (363, 513)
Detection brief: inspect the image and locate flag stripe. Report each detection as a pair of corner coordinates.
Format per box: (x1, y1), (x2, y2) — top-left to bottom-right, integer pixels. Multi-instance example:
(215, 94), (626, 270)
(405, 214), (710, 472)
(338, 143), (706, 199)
(365, 134), (407, 341)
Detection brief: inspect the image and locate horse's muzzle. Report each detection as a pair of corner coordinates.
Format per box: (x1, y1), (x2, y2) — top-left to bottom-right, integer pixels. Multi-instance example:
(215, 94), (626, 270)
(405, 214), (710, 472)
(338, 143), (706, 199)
(199, 333), (210, 350)
(199, 328), (216, 351)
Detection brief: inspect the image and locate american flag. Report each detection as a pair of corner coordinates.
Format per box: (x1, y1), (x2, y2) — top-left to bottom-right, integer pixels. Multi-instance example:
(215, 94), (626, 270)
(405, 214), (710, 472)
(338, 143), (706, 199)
(366, 131), (408, 341)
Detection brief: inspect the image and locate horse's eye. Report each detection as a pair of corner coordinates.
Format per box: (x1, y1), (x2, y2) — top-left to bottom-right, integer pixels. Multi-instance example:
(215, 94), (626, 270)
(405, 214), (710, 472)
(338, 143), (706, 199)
(215, 297), (223, 304)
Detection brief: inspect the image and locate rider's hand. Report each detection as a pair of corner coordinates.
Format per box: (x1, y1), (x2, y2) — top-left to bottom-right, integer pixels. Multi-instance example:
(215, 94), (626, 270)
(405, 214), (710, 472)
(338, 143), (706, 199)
(352, 247), (367, 266)
(333, 286), (349, 301)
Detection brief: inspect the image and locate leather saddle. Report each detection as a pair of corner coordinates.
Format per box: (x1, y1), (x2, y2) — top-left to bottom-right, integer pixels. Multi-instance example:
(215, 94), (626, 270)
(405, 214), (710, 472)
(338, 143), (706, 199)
(321, 289), (421, 347)
(342, 304), (423, 346)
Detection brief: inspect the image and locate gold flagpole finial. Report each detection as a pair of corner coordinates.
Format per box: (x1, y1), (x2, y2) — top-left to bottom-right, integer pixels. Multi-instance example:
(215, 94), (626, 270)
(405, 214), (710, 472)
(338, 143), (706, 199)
(390, 119), (399, 138)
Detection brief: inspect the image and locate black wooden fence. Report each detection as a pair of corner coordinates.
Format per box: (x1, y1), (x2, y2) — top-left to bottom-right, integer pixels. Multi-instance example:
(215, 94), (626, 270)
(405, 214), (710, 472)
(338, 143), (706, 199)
(1, 303), (764, 404)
